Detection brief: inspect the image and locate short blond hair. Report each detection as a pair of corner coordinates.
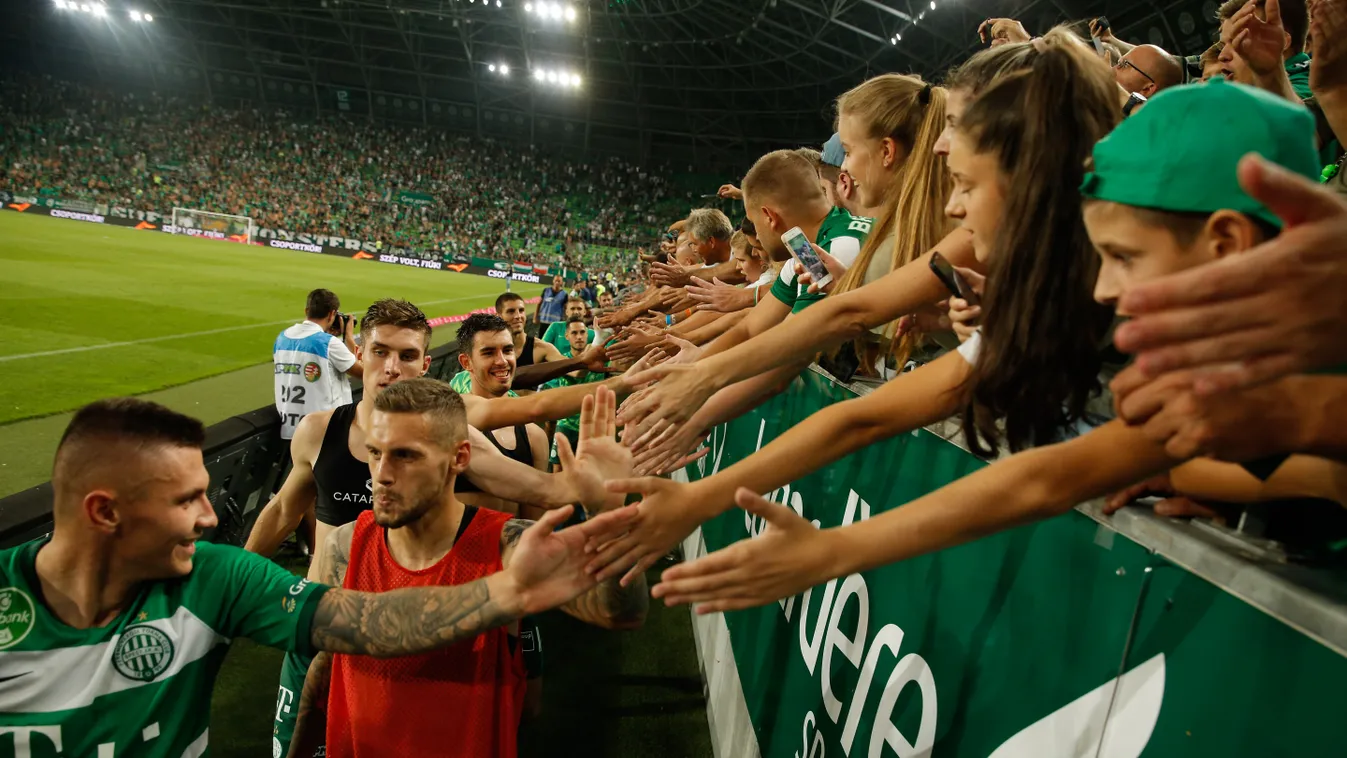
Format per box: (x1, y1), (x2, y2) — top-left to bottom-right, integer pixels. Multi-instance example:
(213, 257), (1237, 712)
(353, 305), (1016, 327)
(741, 150), (826, 210)
(373, 378), (467, 448)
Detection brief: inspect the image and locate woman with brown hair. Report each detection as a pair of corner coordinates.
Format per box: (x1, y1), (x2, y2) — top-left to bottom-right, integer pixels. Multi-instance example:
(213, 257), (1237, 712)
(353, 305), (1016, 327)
(594, 30), (1122, 585)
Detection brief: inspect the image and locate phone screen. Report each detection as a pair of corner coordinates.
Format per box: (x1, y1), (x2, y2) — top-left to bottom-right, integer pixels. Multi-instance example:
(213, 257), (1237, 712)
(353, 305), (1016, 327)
(782, 227), (831, 285)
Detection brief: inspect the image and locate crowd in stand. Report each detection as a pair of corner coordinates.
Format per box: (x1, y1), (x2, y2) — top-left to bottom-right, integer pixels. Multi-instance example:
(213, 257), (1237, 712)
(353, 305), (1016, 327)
(0, 73), (683, 267)
(13, 1), (1347, 753)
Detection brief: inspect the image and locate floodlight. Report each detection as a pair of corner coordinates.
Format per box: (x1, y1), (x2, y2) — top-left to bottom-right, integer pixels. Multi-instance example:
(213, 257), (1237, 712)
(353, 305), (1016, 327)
(500, 63), (510, 75)
(144, 12), (152, 20)
(565, 5), (576, 20)
(489, 63), (497, 72)
(91, 3), (106, 16)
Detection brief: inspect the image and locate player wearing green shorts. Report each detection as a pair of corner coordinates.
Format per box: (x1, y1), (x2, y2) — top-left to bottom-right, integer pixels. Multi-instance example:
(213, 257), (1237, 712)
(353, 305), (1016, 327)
(0, 397), (634, 757)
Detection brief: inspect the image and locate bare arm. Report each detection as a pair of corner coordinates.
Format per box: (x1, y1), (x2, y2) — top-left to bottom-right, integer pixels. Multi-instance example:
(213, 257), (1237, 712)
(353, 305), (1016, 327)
(244, 413), (325, 556)
(697, 229), (973, 385)
(464, 375), (633, 431)
(697, 289), (793, 359)
(462, 425), (580, 508)
(1169, 455), (1347, 506)
(679, 309), (749, 345)
(651, 420), (1181, 611)
(307, 523), (522, 658)
(502, 519), (647, 630)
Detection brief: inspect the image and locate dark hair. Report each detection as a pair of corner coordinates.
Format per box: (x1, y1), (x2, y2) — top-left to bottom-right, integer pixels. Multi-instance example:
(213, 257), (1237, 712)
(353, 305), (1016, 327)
(956, 29), (1120, 457)
(456, 313), (511, 355)
(1218, 0), (1307, 51)
(306, 289), (340, 320)
(373, 378), (467, 447)
(1120, 206), (1281, 247)
(739, 216), (757, 237)
(495, 292), (525, 312)
(566, 316), (587, 327)
(360, 298), (431, 348)
(58, 398), (205, 460)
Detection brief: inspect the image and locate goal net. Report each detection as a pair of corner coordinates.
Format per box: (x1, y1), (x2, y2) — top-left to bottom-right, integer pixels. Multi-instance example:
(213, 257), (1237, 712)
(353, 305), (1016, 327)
(171, 207), (256, 244)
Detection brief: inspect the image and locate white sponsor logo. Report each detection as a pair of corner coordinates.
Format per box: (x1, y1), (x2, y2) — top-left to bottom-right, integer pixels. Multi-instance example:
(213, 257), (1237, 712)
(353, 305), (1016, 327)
(49, 209), (105, 223)
(269, 239), (324, 253)
(378, 254), (443, 270)
(487, 269), (542, 284)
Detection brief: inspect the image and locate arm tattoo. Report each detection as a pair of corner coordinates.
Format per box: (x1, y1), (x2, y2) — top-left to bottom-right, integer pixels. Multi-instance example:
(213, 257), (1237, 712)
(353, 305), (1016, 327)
(500, 518), (648, 630)
(286, 652), (332, 758)
(564, 570), (649, 631)
(309, 525), (518, 658)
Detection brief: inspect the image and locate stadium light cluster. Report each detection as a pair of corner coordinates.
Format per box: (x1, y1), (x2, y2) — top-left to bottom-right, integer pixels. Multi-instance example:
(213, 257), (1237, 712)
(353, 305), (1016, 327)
(55, 0), (107, 14)
(487, 63), (511, 76)
(532, 68), (582, 88)
(523, 2), (577, 22)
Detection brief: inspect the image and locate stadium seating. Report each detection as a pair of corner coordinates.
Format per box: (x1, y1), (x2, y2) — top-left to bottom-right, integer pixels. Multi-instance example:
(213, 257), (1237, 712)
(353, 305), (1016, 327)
(0, 73), (698, 270)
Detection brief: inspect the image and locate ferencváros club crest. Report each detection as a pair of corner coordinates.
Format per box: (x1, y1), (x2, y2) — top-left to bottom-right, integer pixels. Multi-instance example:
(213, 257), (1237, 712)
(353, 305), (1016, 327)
(303, 362), (322, 382)
(0, 588), (36, 650)
(113, 625), (176, 681)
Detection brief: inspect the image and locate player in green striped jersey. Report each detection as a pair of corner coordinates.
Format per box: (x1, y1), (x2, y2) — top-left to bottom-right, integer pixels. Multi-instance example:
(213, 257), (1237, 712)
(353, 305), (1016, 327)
(0, 398), (635, 758)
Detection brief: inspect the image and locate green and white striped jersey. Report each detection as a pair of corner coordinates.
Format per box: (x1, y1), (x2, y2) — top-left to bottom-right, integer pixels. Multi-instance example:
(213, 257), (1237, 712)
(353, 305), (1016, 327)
(0, 539), (329, 758)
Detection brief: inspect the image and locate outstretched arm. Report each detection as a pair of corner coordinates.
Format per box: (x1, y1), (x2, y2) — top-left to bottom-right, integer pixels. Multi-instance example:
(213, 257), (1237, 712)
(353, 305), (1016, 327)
(307, 505), (639, 657)
(464, 374), (633, 431)
(502, 519), (647, 630)
(592, 350), (974, 584)
(619, 230), (975, 434)
(652, 419), (1178, 612)
(245, 413), (325, 556)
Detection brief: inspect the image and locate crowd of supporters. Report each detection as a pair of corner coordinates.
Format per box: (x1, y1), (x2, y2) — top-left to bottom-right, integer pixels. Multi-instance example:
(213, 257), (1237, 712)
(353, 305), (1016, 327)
(12, 0), (1347, 753)
(0, 73), (687, 268)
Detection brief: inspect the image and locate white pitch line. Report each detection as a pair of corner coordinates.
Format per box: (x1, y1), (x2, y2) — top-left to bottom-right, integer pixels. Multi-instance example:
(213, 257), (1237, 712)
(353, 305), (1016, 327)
(0, 293), (493, 363)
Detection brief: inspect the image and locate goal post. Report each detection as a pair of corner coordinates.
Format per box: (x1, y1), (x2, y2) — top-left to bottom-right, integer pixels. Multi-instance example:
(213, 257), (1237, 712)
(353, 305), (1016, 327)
(170, 207), (256, 244)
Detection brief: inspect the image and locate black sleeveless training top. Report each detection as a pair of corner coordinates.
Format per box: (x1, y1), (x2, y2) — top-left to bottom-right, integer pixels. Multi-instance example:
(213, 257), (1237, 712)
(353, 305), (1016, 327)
(456, 424), (535, 494)
(313, 403), (373, 526)
(517, 334), (536, 368)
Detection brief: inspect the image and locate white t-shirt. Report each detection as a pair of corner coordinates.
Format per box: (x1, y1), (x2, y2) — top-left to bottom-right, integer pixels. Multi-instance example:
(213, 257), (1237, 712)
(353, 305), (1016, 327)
(956, 329), (983, 366)
(273, 321), (357, 440)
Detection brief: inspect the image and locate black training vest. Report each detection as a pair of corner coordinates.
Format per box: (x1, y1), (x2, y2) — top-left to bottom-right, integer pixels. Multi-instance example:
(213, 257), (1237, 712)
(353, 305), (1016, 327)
(517, 335), (536, 368)
(456, 424), (534, 494)
(313, 403), (373, 526)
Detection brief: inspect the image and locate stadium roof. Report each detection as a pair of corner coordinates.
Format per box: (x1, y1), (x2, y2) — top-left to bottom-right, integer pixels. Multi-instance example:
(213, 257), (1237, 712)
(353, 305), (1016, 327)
(5, 0), (1220, 167)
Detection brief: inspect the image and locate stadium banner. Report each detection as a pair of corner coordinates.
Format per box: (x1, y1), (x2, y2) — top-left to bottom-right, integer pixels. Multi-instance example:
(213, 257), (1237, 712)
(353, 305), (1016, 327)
(395, 190), (435, 206)
(472, 256), (510, 271)
(685, 368), (1347, 757)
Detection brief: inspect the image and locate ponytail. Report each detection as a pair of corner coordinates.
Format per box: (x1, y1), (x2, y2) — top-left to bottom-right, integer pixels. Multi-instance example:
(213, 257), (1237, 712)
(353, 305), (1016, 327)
(955, 27), (1119, 456)
(831, 74), (954, 367)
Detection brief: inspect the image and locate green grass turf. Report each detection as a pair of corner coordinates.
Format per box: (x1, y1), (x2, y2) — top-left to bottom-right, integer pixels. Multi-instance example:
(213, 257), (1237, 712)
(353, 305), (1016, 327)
(0, 210), (541, 425)
(210, 556), (714, 758)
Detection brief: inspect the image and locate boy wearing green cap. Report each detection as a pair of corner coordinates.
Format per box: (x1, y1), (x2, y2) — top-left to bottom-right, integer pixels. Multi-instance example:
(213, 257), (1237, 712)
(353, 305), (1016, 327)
(640, 82), (1347, 612)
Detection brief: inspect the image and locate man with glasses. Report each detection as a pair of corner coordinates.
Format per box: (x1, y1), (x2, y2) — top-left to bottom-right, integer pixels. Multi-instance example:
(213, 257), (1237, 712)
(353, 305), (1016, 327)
(1114, 44), (1184, 99)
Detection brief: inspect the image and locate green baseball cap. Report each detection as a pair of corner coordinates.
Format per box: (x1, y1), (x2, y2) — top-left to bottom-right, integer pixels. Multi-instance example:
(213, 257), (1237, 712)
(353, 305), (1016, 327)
(1080, 79), (1319, 228)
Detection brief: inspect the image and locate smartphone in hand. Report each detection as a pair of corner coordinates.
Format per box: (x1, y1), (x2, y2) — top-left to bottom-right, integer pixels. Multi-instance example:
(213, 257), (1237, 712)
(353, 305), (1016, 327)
(781, 226), (832, 289)
(929, 251), (981, 306)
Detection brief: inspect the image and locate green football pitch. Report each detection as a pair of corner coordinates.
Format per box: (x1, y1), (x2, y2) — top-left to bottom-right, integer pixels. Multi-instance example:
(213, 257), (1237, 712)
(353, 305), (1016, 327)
(0, 210), (542, 425)
(0, 211), (714, 757)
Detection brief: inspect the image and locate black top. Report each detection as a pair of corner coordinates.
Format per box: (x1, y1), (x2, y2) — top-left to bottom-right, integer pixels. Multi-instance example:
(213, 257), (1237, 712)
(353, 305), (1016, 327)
(313, 403), (373, 526)
(456, 424), (534, 494)
(517, 334), (536, 368)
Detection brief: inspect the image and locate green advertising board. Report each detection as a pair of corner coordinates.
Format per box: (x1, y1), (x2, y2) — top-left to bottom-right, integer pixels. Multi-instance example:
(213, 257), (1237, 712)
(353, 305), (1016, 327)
(686, 368), (1347, 757)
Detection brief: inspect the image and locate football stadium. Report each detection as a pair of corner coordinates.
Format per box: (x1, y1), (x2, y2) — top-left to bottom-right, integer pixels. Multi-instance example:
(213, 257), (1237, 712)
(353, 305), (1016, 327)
(4, 0), (1347, 755)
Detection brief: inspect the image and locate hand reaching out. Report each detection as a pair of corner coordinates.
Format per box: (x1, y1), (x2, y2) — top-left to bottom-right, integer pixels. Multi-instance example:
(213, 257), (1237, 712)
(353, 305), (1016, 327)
(1229, 0), (1292, 79)
(717, 184), (743, 200)
(651, 488), (840, 613)
(556, 386), (634, 514)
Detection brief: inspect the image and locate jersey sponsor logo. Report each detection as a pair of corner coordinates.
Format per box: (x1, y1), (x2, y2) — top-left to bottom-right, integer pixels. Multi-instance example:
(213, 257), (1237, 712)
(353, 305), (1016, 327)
(332, 490), (372, 504)
(303, 362), (323, 382)
(276, 362), (303, 376)
(274, 737), (284, 758)
(0, 588), (36, 650)
(112, 625), (176, 681)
